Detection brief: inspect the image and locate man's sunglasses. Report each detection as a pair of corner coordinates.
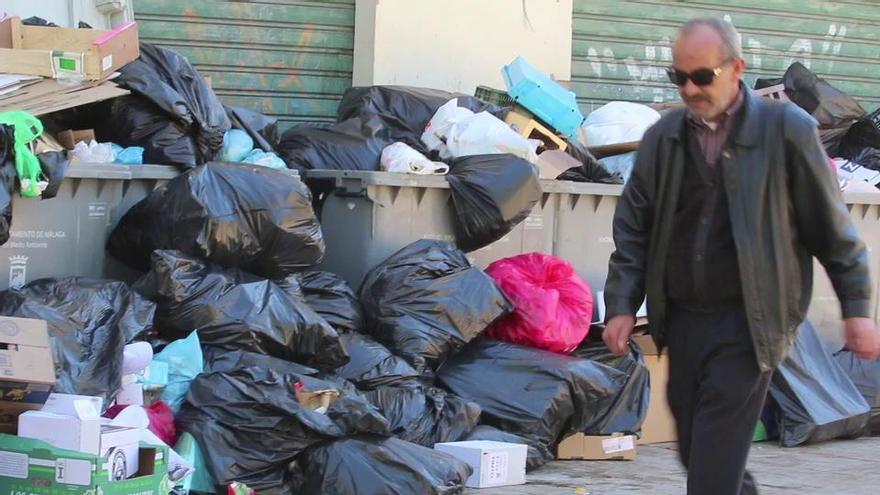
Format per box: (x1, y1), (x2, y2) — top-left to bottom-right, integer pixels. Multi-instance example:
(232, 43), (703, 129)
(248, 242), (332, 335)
(665, 63), (729, 87)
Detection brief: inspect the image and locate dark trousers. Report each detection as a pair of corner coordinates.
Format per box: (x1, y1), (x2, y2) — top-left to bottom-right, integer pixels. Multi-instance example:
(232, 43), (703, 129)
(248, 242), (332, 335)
(665, 305), (773, 495)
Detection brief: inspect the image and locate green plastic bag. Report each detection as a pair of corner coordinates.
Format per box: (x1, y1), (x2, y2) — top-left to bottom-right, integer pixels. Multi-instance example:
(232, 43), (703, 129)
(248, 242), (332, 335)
(752, 420), (768, 442)
(0, 111), (44, 197)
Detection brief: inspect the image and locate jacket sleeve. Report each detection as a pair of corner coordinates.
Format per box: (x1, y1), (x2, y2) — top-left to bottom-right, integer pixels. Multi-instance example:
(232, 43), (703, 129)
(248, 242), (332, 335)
(784, 106), (873, 318)
(603, 128), (657, 320)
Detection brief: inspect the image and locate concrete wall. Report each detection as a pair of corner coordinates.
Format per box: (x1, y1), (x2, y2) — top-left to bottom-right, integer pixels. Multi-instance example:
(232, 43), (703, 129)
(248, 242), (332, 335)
(3, 0), (132, 29)
(354, 0), (572, 94)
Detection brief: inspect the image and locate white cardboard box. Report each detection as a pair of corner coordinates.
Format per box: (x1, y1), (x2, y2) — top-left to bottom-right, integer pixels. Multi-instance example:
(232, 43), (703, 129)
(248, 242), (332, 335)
(434, 440), (528, 488)
(99, 424), (142, 480)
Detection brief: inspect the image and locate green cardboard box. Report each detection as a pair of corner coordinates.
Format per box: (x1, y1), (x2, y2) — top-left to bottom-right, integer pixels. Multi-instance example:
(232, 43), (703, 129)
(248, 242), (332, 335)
(0, 434), (171, 494)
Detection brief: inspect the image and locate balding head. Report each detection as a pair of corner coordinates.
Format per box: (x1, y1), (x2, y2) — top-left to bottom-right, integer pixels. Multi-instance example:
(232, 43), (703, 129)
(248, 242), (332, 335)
(680, 17), (742, 62)
(671, 18), (746, 120)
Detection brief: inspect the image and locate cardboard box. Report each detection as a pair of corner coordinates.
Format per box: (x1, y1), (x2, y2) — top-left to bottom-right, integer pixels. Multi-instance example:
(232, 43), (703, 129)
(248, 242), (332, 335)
(505, 110), (568, 152)
(557, 432), (637, 460)
(19, 394), (141, 477)
(0, 434), (169, 494)
(19, 410), (101, 455)
(56, 129), (96, 150)
(639, 354), (677, 445)
(0, 17), (139, 80)
(0, 317), (54, 432)
(434, 440), (527, 488)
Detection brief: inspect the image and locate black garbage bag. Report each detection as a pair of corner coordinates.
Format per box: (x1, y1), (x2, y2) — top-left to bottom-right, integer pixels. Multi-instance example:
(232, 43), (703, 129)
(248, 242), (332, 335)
(107, 162), (324, 277)
(335, 332), (420, 389)
(36, 151), (69, 200)
(363, 381), (481, 447)
(839, 111), (880, 169)
(99, 95), (198, 168)
(0, 278), (156, 405)
(290, 436), (472, 495)
(558, 140), (622, 184)
(572, 339), (650, 435)
(0, 125), (16, 246)
(337, 86), (500, 152)
(845, 147), (880, 170)
(833, 350), (880, 435)
(177, 367), (390, 493)
(134, 250), (348, 370)
(292, 271), (364, 333)
(225, 105), (279, 151)
(113, 43), (230, 168)
(756, 62), (865, 156)
(446, 154), (541, 252)
(437, 338), (624, 448)
(360, 239), (513, 373)
(276, 118), (391, 173)
(21, 17), (59, 26)
(767, 321), (870, 446)
(202, 347), (319, 377)
(464, 425), (553, 471)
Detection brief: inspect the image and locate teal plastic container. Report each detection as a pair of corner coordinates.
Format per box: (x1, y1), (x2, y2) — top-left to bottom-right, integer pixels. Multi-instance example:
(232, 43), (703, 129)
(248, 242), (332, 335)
(502, 56), (585, 137)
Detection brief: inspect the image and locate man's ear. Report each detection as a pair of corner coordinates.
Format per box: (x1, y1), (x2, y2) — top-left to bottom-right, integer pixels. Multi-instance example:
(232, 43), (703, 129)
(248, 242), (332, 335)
(732, 57), (747, 78)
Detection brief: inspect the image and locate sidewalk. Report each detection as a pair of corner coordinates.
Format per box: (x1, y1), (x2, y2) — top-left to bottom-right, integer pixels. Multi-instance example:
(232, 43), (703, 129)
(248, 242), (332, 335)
(472, 437), (880, 494)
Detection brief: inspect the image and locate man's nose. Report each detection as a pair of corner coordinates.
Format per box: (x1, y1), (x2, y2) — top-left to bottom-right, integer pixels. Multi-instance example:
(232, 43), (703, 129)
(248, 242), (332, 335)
(680, 78), (701, 97)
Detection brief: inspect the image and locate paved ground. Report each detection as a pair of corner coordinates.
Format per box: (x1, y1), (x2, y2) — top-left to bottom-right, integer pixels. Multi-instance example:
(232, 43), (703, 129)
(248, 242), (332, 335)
(469, 437), (880, 494)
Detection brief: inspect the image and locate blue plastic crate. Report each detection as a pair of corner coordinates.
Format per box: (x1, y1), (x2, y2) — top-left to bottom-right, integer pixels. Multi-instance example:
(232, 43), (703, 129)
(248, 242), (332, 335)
(502, 56), (584, 138)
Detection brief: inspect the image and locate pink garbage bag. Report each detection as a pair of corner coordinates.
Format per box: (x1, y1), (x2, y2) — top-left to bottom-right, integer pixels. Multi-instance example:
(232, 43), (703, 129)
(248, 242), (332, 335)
(485, 253), (593, 353)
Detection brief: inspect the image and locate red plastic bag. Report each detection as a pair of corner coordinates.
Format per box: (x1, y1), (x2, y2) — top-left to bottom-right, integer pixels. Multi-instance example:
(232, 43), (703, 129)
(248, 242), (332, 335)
(105, 401), (177, 445)
(485, 253), (593, 353)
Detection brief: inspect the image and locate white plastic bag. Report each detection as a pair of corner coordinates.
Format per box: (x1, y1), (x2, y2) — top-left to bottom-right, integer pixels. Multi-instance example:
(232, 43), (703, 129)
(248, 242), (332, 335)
(582, 102), (660, 146)
(380, 142), (449, 175)
(421, 99), (474, 157)
(582, 102), (660, 182)
(71, 140), (116, 164)
(421, 99), (538, 162)
(446, 112), (539, 162)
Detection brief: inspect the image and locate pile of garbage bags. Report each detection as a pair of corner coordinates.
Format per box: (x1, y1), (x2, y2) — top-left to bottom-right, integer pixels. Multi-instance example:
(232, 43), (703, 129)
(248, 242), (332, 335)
(0, 43), (667, 493)
(757, 63), (880, 172)
(0, 235), (654, 492)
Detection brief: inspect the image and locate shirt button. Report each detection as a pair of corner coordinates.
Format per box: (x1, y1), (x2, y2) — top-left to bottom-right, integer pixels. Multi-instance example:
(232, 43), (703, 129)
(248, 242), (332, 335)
(722, 150), (732, 159)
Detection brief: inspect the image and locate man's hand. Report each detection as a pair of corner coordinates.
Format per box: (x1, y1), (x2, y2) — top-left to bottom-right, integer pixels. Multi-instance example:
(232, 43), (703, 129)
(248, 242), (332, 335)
(843, 317), (880, 360)
(603, 315), (636, 356)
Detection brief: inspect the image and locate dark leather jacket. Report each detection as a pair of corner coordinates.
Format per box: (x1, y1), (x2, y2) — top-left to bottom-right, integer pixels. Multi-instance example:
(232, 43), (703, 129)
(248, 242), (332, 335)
(604, 87), (872, 371)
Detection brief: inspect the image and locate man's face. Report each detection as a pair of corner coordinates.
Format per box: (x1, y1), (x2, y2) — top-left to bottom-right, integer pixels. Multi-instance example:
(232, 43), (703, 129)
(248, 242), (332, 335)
(672, 26), (745, 121)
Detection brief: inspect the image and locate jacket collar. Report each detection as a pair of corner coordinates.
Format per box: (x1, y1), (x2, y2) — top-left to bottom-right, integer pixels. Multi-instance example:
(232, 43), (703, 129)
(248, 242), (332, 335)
(664, 83), (761, 148)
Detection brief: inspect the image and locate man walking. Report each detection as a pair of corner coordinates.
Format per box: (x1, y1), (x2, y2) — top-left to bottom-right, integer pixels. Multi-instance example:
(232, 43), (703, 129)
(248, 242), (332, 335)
(602, 17), (880, 495)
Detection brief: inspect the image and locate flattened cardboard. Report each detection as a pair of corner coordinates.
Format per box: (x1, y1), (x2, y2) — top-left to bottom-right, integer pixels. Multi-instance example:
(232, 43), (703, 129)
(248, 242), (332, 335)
(632, 331), (660, 356)
(639, 354), (677, 445)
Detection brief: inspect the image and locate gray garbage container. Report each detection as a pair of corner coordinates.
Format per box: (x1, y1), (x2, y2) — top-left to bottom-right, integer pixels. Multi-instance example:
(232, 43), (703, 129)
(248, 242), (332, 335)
(0, 163), (179, 290)
(307, 170), (557, 289)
